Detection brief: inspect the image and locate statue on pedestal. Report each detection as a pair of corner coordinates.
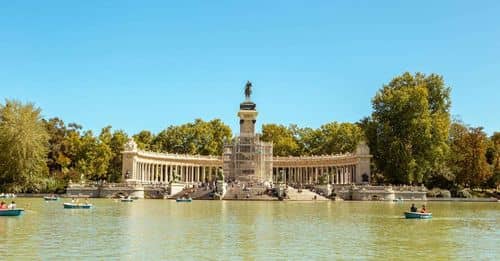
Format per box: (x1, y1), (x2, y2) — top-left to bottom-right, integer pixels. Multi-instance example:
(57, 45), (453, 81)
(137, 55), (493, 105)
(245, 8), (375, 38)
(125, 138), (138, 152)
(245, 81), (252, 100)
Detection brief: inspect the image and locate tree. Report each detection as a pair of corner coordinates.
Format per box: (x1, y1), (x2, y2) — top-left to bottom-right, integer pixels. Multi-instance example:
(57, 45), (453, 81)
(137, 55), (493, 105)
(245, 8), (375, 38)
(318, 122), (363, 155)
(261, 124), (299, 156)
(487, 132), (500, 169)
(449, 122), (492, 187)
(0, 100), (49, 192)
(369, 72), (451, 184)
(153, 119), (232, 156)
(107, 129), (128, 182)
(44, 117), (69, 174)
(487, 132), (500, 187)
(75, 130), (112, 181)
(291, 126), (322, 156)
(133, 130), (155, 150)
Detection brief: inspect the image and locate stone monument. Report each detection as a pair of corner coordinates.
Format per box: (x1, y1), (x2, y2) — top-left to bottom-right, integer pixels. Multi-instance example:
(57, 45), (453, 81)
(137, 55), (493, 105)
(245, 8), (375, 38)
(223, 81), (273, 183)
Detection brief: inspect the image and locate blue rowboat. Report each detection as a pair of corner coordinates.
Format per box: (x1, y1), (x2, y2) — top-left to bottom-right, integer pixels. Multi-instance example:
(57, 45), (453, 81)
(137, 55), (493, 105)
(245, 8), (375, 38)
(0, 209), (24, 216)
(121, 198), (134, 203)
(44, 196), (59, 201)
(63, 203), (93, 209)
(176, 198), (192, 203)
(405, 212), (432, 219)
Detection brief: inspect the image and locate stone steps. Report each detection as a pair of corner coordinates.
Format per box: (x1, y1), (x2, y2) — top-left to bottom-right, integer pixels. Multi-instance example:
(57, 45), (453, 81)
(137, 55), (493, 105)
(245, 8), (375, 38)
(286, 187), (329, 201)
(223, 185), (276, 201)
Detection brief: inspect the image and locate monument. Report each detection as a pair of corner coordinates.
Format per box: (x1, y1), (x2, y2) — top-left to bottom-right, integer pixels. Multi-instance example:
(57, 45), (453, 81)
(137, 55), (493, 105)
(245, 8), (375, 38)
(120, 81), (372, 199)
(223, 81), (273, 184)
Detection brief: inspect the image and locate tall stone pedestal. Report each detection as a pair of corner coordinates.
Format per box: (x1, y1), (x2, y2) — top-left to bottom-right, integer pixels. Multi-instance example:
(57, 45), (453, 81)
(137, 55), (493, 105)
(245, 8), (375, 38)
(169, 183), (185, 197)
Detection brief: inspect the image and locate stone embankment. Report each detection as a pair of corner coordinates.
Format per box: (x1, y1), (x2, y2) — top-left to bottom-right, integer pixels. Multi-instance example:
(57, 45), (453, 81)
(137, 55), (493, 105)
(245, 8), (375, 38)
(285, 187), (329, 201)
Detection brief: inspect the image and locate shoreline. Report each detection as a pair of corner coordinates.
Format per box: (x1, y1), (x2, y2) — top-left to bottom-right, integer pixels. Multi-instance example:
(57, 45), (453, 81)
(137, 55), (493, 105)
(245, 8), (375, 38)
(10, 193), (499, 203)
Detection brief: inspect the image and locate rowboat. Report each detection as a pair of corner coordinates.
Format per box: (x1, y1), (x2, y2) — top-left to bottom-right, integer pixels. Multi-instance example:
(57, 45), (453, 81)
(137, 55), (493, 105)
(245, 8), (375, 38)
(63, 203), (93, 209)
(121, 197), (134, 202)
(404, 212), (432, 219)
(0, 209), (24, 216)
(44, 196), (59, 201)
(0, 193), (16, 199)
(176, 198), (192, 203)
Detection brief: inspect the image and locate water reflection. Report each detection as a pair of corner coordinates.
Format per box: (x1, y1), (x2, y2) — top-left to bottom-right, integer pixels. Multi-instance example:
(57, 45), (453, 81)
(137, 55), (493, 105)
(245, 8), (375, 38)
(0, 199), (498, 259)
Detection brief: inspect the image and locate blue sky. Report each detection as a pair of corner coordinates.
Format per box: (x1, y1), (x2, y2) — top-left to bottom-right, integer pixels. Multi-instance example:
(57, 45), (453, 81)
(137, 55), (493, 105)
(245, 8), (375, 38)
(1, 1), (499, 135)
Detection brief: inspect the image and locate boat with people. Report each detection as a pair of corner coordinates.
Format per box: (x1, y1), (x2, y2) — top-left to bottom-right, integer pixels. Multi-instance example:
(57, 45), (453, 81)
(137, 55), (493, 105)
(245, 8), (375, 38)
(0, 209), (24, 216)
(176, 198), (193, 203)
(44, 196), (59, 201)
(0, 193), (16, 199)
(404, 212), (433, 219)
(120, 196), (134, 203)
(393, 197), (404, 203)
(63, 203), (93, 209)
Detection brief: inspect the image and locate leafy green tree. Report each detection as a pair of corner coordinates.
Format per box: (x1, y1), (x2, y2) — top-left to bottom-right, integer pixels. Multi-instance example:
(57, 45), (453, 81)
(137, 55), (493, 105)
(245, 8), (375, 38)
(449, 122), (492, 187)
(291, 126), (322, 156)
(133, 130), (155, 150)
(261, 124), (299, 156)
(75, 130), (112, 181)
(0, 100), (49, 192)
(318, 122), (363, 155)
(487, 132), (500, 187)
(492, 133), (500, 171)
(107, 129), (128, 182)
(153, 119), (231, 155)
(44, 117), (69, 173)
(369, 72), (451, 184)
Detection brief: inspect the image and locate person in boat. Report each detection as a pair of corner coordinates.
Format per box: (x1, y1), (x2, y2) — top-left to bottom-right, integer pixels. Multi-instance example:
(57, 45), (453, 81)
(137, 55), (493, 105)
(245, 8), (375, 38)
(0, 201), (7, 209)
(410, 204), (418, 213)
(8, 201), (16, 209)
(420, 205), (427, 213)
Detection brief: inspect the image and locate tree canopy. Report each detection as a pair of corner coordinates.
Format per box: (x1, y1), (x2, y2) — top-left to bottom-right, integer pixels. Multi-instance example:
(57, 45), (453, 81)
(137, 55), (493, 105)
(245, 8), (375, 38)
(366, 72), (451, 184)
(151, 119), (232, 156)
(261, 122), (363, 157)
(0, 100), (49, 192)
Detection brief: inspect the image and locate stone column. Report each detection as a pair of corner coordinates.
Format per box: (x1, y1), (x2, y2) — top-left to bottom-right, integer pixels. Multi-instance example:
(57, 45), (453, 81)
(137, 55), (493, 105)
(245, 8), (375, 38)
(155, 164), (158, 182)
(342, 166), (346, 184)
(140, 162), (145, 183)
(150, 163), (153, 183)
(137, 162), (140, 181)
(142, 163), (145, 182)
(161, 165), (165, 183)
(142, 163), (145, 183)
(167, 165), (171, 183)
(353, 165), (356, 183)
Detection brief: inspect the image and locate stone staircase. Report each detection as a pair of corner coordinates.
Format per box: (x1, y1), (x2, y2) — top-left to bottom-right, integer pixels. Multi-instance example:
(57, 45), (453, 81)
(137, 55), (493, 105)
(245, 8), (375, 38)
(171, 186), (214, 200)
(223, 183), (277, 201)
(285, 186), (329, 201)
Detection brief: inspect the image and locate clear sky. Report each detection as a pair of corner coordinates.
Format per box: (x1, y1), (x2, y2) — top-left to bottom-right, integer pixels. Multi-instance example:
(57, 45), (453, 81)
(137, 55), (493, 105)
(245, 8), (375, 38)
(1, 1), (498, 135)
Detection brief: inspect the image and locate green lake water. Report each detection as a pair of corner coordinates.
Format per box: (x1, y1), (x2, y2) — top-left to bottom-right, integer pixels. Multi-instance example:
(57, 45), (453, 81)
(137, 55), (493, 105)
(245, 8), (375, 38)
(0, 199), (498, 260)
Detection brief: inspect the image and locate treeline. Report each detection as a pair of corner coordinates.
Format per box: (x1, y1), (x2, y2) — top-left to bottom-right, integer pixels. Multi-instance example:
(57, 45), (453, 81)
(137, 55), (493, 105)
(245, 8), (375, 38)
(132, 119), (232, 155)
(0, 72), (498, 193)
(260, 123), (363, 157)
(0, 102), (233, 193)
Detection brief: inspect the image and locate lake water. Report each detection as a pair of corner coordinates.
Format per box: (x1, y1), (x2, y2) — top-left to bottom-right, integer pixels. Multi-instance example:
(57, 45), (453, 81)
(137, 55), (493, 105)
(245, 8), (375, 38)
(0, 199), (498, 260)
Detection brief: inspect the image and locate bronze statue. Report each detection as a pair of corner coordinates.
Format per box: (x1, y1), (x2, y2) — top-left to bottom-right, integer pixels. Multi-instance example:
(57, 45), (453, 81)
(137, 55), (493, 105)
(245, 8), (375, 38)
(244, 81), (252, 100)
